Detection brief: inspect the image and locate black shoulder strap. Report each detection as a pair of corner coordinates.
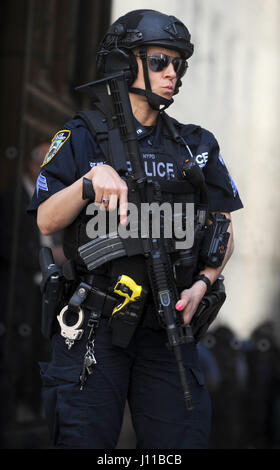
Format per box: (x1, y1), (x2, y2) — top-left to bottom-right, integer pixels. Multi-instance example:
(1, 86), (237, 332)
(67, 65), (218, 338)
(75, 109), (128, 175)
(75, 110), (109, 161)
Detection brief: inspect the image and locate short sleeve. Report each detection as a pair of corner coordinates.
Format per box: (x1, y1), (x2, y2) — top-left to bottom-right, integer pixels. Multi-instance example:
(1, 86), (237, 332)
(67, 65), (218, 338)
(27, 127), (78, 215)
(27, 118), (104, 216)
(202, 132), (243, 212)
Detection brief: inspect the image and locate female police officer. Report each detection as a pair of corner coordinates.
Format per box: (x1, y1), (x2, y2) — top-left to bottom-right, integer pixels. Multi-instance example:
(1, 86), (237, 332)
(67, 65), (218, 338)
(28, 10), (243, 449)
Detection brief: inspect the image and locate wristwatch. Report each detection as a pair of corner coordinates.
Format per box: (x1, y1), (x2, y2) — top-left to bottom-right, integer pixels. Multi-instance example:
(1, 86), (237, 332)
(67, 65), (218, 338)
(193, 274), (212, 294)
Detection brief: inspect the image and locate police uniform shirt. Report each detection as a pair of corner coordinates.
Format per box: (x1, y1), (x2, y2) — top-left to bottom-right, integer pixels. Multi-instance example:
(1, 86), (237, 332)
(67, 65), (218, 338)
(27, 113), (243, 216)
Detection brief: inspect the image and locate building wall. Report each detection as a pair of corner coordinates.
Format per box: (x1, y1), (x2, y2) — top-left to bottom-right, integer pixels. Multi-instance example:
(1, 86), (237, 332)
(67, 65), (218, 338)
(0, 0), (112, 447)
(111, 0), (280, 339)
(0, 0), (112, 190)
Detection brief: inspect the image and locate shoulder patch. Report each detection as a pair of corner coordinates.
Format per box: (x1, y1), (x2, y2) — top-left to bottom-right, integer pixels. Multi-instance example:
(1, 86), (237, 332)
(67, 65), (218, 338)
(218, 153), (226, 167)
(41, 130), (71, 167)
(219, 153), (238, 197)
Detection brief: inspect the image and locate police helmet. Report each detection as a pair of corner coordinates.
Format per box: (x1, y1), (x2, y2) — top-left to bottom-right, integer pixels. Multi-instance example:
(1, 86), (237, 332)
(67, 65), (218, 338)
(97, 9), (194, 110)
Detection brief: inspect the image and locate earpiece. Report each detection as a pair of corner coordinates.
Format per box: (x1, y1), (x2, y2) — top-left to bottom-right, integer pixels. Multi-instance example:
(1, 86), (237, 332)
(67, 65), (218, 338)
(98, 48), (138, 86)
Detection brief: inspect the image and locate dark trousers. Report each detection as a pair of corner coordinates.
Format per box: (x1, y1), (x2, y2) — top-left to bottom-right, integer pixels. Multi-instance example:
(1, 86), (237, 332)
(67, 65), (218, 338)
(40, 317), (211, 449)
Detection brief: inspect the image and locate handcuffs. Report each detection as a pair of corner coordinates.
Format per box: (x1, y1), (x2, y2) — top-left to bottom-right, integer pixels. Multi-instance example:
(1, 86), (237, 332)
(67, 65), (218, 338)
(57, 305), (85, 349)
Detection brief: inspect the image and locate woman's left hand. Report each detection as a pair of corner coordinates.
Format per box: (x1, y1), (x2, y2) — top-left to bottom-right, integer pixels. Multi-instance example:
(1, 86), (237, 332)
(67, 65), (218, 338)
(175, 281), (207, 326)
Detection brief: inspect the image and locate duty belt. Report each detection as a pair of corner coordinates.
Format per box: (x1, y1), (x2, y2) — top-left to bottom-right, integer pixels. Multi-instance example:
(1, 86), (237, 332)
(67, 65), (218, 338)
(57, 274), (148, 390)
(56, 280), (118, 348)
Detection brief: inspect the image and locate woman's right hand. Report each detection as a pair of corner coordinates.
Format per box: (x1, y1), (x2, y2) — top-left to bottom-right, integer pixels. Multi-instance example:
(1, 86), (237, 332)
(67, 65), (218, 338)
(89, 164), (128, 226)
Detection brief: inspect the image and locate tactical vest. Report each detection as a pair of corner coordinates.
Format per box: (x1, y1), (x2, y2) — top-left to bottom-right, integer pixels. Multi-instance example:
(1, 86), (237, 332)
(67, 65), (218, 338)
(63, 109), (208, 294)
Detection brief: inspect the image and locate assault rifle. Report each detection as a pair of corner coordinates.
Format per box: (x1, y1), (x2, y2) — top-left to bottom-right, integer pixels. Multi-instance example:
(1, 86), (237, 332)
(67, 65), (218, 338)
(76, 72), (194, 410)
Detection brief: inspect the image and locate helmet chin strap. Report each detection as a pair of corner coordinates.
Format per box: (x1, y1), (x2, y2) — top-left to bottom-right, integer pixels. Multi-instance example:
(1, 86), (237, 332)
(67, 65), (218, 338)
(129, 47), (174, 112)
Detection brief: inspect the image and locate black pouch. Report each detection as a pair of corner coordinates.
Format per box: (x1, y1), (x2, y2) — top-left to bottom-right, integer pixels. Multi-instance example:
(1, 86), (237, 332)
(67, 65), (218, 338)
(199, 213), (230, 268)
(110, 287), (148, 348)
(191, 276), (226, 341)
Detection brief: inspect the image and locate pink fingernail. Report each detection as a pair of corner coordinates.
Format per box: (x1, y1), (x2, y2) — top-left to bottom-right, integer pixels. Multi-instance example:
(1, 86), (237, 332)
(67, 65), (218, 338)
(176, 303), (183, 311)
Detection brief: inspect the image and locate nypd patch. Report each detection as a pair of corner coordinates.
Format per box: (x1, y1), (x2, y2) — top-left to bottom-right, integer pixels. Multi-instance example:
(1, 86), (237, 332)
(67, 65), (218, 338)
(218, 153), (226, 167)
(219, 153), (238, 197)
(228, 173), (238, 197)
(41, 130), (71, 167)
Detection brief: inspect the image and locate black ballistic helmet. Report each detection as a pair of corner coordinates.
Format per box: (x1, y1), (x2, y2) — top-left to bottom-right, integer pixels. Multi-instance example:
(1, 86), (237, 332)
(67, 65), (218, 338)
(97, 9), (194, 110)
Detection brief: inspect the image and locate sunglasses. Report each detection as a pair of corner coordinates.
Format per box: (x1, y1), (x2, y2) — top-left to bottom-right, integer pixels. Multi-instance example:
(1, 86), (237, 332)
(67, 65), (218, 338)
(137, 53), (188, 78)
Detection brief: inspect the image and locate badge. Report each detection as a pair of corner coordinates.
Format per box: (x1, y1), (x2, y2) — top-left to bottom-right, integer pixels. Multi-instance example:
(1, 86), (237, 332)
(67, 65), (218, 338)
(41, 130), (71, 167)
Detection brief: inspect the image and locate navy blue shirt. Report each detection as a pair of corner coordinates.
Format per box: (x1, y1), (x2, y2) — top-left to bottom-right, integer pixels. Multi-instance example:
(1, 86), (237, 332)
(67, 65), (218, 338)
(28, 113), (243, 214)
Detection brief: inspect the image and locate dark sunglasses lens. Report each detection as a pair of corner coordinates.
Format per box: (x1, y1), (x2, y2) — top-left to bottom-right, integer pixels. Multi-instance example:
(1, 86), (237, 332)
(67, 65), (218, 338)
(173, 58), (188, 77)
(148, 54), (169, 72)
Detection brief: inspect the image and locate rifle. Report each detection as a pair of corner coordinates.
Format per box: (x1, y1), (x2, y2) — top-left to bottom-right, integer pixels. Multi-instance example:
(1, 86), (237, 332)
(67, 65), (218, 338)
(76, 72), (194, 410)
